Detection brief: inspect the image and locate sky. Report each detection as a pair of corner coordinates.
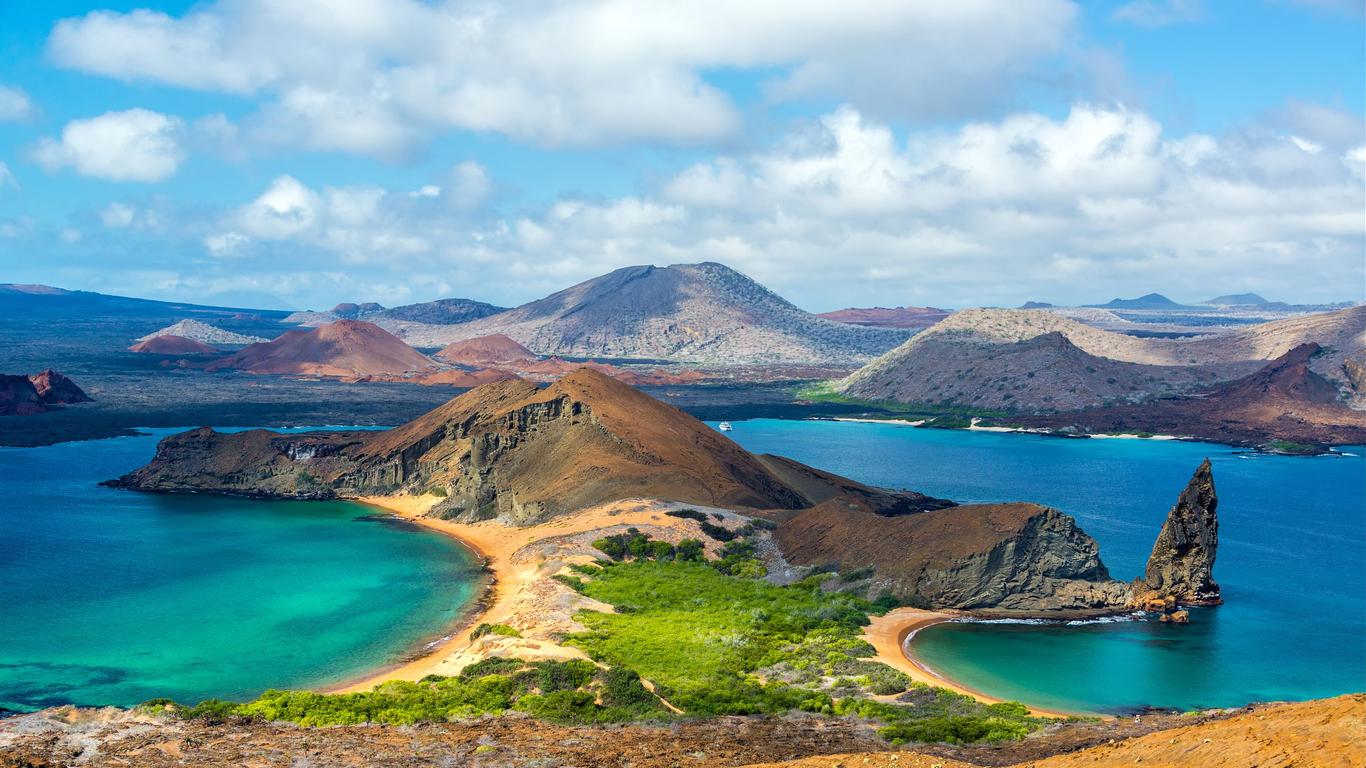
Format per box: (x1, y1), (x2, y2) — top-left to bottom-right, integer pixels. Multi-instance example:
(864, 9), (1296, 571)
(0, 0), (1362, 312)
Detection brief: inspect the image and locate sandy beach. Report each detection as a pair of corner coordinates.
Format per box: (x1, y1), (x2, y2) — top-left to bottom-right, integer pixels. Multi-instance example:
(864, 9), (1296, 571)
(865, 608), (1082, 719)
(330, 495), (744, 693)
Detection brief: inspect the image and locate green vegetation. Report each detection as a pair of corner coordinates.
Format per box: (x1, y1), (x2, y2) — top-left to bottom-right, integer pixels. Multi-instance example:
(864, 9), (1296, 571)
(591, 527), (706, 563)
(157, 658), (668, 726)
(469, 622), (521, 640)
(561, 558), (1042, 743)
(148, 523), (1043, 745)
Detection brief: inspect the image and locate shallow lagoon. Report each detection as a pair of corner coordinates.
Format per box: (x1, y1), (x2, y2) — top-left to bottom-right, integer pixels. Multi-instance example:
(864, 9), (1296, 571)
(718, 419), (1366, 714)
(0, 429), (481, 712)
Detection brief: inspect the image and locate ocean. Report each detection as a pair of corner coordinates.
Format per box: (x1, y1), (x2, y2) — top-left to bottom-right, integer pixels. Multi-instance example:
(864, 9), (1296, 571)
(717, 418), (1366, 714)
(0, 429), (482, 712)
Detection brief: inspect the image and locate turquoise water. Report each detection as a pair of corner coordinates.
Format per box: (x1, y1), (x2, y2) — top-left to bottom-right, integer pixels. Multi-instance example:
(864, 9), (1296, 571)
(0, 429), (482, 712)
(717, 419), (1366, 714)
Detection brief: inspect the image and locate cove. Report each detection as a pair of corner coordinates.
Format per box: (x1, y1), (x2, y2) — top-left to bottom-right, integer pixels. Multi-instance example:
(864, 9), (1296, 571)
(0, 429), (482, 712)
(718, 418), (1366, 714)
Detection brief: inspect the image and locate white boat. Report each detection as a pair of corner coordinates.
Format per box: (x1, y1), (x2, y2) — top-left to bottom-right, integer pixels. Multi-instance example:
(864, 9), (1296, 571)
(718, 421), (733, 432)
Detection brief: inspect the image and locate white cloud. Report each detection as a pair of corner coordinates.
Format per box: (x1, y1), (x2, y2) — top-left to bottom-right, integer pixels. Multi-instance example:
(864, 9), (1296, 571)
(59, 228), (83, 244)
(0, 161), (17, 190)
(238, 175), (320, 239)
(122, 102), (1365, 309)
(0, 85), (34, 121)
(47, 0), (1079, 152)
(1112, 0), (1205, 27)
(31, 109), (186, 182)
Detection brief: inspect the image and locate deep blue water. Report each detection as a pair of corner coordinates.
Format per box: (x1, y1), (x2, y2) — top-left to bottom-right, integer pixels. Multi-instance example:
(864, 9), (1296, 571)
(717, 419), (1366, 714)
(0, 429), (481, 712)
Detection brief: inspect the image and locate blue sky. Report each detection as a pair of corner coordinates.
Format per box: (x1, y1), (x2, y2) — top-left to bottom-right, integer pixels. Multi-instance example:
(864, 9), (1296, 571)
(0, 0), (1361, 311)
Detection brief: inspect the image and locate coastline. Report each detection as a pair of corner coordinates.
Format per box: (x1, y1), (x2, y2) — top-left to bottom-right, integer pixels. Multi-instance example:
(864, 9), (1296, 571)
(333, 495), (1096, 720)
(324, 495), (497, 693)
(327, 495), (734, 693)
(865, 608), (1089, 720)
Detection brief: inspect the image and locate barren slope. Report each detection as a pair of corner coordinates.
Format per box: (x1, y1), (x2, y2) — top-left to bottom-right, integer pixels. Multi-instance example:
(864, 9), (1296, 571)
(206, 320), (437, 377)
(379, 263), (911, 365)
(838, 306), (1365, 410)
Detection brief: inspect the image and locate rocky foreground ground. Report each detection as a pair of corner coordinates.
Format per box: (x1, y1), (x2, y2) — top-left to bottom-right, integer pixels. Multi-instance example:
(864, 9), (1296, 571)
(2, 695), (1360, 768)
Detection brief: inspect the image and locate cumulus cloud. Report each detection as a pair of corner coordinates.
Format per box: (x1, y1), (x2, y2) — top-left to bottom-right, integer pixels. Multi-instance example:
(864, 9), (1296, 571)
(0, 85), (34, 121)
(186, 102), (1362, 309)
(31, 109), (186, 182)
(47, 0), (1079, 152)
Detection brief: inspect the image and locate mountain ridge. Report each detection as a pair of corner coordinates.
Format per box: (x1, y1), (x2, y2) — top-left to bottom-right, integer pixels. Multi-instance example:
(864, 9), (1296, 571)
(376, 263), (912, 365)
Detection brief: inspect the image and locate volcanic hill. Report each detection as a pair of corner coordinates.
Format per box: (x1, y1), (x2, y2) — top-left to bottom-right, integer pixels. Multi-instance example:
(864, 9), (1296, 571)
(206, 320), (437, 378)
(128, 335), (220, 355)
(135, 319), (266, 346)
(435, 334), (537, 366)
(379, 263), (912, 365)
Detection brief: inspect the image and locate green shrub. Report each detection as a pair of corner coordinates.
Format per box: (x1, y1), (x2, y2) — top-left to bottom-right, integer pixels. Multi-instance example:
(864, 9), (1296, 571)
(470, 623), (522, 641)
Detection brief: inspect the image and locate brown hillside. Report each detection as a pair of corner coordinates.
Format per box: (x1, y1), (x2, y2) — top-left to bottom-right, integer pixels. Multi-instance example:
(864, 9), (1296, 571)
(354, 369), (820, 518)
(129, 334), (220, 355)
(1022, 343), (1366, 447)
(435, 334), (536, 366)
(206, 320), (436, 377)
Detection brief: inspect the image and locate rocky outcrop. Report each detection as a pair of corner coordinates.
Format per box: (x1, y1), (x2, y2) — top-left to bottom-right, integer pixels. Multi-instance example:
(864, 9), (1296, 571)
(27, 370), (92, 405)
(775, 459), (1222, 615)
(1134, 459), (1221, 606)
(774, 499), (1129, 613)
(0, 370), (92, 415)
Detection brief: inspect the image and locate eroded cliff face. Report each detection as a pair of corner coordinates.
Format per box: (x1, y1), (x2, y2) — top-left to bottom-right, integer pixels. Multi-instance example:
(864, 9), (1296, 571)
(110, 370), (880, 526)
(916, 508), (1131, 612)
(773, 500), (1130, 614)
(1134, 459), (1221, 606)
(773, 460), (1223, 616)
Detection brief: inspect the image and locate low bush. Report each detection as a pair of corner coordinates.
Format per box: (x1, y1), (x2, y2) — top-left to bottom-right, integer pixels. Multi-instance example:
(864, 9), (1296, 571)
(469, 623), (521, 641)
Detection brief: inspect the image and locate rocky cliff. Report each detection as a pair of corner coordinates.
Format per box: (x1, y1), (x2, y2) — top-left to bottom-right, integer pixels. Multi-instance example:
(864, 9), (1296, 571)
(773, 499), (1128, 613)
(111, 369), (943, 525)
(775, 459), (1221, 615)
(1135, 459), (1221, 606)
(0, 370), (92, 416)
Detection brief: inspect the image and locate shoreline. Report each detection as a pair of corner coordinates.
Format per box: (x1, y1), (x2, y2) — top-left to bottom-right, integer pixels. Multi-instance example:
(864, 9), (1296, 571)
(325, 495), (499, 693)
(333, 496), (1101, 720)
(865, 608), (1091, 720)
(324, 499), (498, 693)
(326, 496), (728, 693)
